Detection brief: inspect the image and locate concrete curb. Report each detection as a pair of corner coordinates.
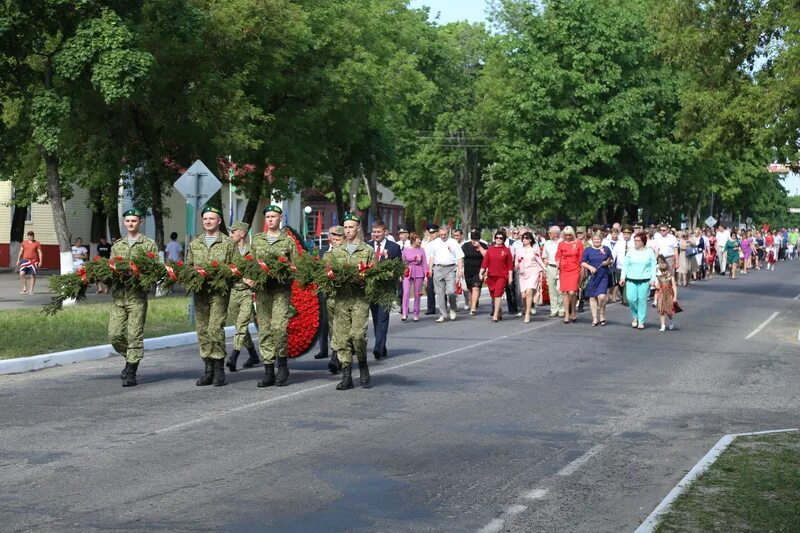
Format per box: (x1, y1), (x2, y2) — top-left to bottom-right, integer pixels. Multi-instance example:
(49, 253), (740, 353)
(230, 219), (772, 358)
(635, 428), (800, 532)
(0, 324), (257, 375)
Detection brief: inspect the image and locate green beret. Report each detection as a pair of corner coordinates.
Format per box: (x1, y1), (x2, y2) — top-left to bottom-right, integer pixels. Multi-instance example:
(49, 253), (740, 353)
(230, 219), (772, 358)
(263, 204), (283, 215)
(202, 206), (223, 217)
(230, 221), (249, 233)
(329, 225), (344, 236)
(343, 213), (361, 224)
(122, 208), (144, 218)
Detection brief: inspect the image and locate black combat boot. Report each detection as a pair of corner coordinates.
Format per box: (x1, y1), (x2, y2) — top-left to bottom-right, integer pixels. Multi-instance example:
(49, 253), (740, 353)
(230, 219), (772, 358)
(226, 349), (241, 372)
(357, 360), (371, 388)
(275, 357), (289, 387)
(336, 365), (354, 390)
(122, 362), (139, 387)
(213, 359), (226, 386)
(257, 364), (275, 387)
(328, 352), (341, 375)
(120, 362), (129, 380)
(195, 358), (214, 386)
(242, 345), (260, 368)
(313, 351), (328, 359)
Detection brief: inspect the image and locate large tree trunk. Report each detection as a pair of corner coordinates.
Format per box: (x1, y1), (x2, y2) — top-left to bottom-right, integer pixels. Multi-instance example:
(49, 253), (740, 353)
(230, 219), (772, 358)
(148, 171), (165, 250)
(332, 178), (345, 224)
(44, 153), (71, 251)
(349, 175), (360, 213)
(9, 204), (27, 267)
(455, 130), (480, 231)
(365, 166), (380, 223)
(89, 187), (107, 244)
(107, 207), (121, 241)
(243, 197), (259, 227)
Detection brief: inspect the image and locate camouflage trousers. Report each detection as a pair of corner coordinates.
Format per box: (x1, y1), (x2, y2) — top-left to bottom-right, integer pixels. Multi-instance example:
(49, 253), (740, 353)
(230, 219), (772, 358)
(229, 287), (255, 351)
(108, 290), (148, 364)
(332, 294), (370, 367)
(255, 285), (291, 364)
(196, 290), (230, 360)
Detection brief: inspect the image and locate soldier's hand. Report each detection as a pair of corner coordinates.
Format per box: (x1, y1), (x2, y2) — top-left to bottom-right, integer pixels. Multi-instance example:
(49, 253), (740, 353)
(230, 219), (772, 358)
(244, 278), (255, 288)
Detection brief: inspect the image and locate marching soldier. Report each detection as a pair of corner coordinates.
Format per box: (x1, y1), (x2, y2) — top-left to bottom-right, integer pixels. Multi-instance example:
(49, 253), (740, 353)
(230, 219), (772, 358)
(313, 226), (345, 375)
(326, 214), (375, 390)
(110, 208), (158, 387)
(225, 221), (260, 372)
(251, 205), (300, 387)
(187, 206), (236, 387)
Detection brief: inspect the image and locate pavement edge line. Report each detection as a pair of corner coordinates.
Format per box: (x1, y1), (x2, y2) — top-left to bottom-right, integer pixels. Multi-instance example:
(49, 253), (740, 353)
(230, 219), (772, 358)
(635, 428), (799, 533)
(0, 324), (249, 375)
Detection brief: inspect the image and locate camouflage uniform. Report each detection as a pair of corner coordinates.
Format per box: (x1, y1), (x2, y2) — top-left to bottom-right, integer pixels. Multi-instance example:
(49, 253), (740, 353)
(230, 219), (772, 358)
(327, 241), (376, 368)
(108, 235), (158, 365)
(187, 233), (236, 361)
(229, 242), (256, 354)
(250, 230), (300, 365)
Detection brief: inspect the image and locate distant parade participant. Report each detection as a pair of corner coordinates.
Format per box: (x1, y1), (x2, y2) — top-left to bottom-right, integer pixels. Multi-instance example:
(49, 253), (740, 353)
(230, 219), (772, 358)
(327, 214), (376, 390)
(225, 221), (260, 372)
(314, 226), (345, 376)
(251, 205), (300, 388)
(188, 206), (236, 387)
(109, 209), (158, 387)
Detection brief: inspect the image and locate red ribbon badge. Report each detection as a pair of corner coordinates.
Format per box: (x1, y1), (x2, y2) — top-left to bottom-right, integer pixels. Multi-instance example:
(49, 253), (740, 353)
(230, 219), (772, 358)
(257, 259), (270, 274)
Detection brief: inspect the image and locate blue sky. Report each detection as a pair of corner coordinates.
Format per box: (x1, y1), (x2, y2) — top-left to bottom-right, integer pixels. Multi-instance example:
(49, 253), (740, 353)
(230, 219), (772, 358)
(409, 0), (489, 24)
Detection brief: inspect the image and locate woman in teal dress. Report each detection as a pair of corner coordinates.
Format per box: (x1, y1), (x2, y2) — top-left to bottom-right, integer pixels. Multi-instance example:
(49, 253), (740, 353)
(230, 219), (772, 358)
(725, 230), (741, 279)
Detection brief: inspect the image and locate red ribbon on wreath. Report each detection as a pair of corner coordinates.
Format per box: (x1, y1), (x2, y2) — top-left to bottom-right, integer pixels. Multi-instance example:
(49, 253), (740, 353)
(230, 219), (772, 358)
(129, 261), (141, 277)
(228, 264), (242, 277)
(325, 263), (335, 280)
(108, 260), (117, 273)
(195, 267), (208, 277)
(76, 266), (87, 283)
(257, 259), (270, 273)
(165, 265), (177, 281)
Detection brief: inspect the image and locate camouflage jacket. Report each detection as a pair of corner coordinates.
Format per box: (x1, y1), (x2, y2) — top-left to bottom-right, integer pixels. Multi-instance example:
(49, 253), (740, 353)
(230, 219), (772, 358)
(251, 229), (300, 288)
(187, 233), (236, 267)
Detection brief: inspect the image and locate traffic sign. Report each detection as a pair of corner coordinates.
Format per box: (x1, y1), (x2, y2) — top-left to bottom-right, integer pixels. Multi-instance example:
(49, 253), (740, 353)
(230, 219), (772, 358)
(174, 160), (222, 205)
(704, 216), (717, 228)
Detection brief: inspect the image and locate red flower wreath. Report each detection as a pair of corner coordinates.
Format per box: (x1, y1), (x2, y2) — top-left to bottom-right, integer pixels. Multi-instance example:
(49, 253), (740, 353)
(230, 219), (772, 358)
(283, 227), (321, 357)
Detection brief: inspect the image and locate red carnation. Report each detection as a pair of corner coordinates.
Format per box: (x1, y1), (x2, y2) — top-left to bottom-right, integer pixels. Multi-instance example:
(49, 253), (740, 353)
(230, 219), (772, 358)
(245, 254), (254, 261)
(92, 255), (101, 262)
(147, 251), (156, 259)
(211, 260), (220, 267)
(176, 260), (184, 267)
(313, 256), (320, 261)
(114, 256), (124, 261)
(278, 256), (288, 263)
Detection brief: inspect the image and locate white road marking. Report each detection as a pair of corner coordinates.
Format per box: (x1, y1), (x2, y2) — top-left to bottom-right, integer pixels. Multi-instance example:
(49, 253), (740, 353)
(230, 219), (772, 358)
(556, 443), (605, 477)
(745, 311), (779, 340)
(151, 320), (559, 436)
(506, 504), (527, 515)
(523, 488), (548, 500)
(794, 293), (800, 300)
(478, 518), (505, 533)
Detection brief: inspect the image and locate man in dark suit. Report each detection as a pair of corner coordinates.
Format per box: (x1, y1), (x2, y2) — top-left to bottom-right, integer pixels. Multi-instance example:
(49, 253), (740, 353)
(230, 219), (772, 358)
(368, 220), (401, 360)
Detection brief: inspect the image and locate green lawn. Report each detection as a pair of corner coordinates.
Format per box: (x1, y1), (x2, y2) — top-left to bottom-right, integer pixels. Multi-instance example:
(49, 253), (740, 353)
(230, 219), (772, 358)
(655, 431), (800, 532)
(1, 296), (197, 359)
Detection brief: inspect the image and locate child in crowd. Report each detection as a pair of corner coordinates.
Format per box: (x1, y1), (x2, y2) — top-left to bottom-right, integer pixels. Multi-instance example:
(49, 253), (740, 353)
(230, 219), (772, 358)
(655, 254), (678, 332)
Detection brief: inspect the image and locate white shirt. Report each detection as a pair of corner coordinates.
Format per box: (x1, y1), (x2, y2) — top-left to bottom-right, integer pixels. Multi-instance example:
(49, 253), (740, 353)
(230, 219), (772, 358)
(653, 232), (678, 257)
(602, 236), (618, 251)
(716, 230), (730, 250)
(427, 237), (464, 266)
(396, 238), (410, 251)
(613, 238), (632, 269)
(543, 239), (560, 265)
(372, 238), (389, 260)
(510, 239), (523, 259)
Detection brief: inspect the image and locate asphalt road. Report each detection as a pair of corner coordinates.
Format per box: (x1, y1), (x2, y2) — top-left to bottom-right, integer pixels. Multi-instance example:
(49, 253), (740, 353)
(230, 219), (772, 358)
(2, 262), (799, 532)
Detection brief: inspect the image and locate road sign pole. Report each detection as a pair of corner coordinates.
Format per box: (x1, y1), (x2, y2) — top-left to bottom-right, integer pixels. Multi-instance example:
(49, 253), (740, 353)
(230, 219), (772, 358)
(188, 172), (201, 326)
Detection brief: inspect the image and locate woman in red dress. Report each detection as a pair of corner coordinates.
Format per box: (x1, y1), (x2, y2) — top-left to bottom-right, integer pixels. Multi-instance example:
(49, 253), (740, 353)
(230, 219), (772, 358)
(555, 226), (584, 323)
(480, 232), (514, 322)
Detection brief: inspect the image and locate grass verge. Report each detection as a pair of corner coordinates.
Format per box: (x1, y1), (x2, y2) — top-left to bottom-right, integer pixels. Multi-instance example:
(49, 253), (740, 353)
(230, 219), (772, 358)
(1, 296), (195, 359)
(655, 430), (800, 532)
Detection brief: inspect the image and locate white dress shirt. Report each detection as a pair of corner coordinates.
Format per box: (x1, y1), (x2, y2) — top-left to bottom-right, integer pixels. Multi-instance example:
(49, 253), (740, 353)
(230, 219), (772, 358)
(543, 239), (560, 266)
(427, 237), (465, 266)
(653, 233), (678, 258)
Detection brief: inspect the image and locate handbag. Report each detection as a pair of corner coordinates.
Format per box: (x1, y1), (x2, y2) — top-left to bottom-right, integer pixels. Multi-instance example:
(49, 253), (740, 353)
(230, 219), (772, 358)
(685, 246), (699, 258)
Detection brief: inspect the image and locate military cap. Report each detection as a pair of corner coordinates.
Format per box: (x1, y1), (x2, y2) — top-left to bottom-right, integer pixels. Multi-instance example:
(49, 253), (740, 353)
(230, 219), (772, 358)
(576, 226), (587, 233)
(122, 208), (144, 218)
(622, 224), (634, 234)
(202, 206), (223, 217)
(397, 226), (409, 234)
(329, 225), (344, 236)
(230, 221), (249, 233)
(427, 224), (439, 232)
(343, 213), (361, 224)
(263, 204), (283, 215)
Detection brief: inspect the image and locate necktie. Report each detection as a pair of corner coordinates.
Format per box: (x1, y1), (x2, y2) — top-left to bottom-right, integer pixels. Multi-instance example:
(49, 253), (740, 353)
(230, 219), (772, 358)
(376, 242), (381, 260)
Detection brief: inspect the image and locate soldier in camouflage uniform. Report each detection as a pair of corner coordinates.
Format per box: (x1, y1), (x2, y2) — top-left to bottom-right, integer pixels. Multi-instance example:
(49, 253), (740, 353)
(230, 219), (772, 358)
(187, 206), (236, 387)
(109, 208), (158, 387)
(251, 205), (300, 387)
(327, 214), (375, 390)
(313, 226), (344, 375)
(225, 220), (260, 372)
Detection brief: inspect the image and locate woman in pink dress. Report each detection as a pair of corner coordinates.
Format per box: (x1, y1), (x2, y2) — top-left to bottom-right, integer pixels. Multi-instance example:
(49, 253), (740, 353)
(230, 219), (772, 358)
(555, 226), (584, 323)
(401, 233), (427, 321)
(516, 231), (546, 323)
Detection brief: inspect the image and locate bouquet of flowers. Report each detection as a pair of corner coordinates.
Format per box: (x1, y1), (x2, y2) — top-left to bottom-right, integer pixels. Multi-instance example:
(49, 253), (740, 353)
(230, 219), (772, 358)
(168, 259), (237, 293)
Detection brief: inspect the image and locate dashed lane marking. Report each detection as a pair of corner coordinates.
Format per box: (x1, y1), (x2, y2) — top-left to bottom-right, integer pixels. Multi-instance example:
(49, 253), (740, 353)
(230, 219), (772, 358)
(745, 311), (779, 340)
